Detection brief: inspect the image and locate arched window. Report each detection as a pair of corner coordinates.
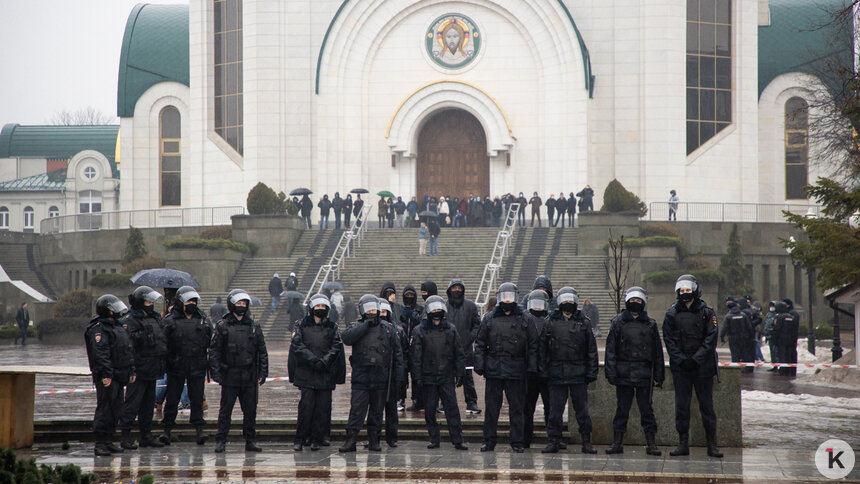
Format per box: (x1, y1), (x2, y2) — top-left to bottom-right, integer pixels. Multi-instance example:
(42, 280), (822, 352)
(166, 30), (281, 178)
(0, 207), (8, 230)
(79, 190), (102, 214)
(160, 106), (181, 206)
(49, 206), (60, 218)
(785, 97), (809, 199)
(23, 206), (34, 230)
(214, 0), (243, 154)
(686, 0), (732, 154)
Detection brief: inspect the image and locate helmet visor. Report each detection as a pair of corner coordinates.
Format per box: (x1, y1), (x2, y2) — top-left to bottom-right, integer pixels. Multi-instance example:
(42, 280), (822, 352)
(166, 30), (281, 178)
(527, 299), (546, 311)
(142, 289), (163, 303)
(379, 301), (392, 313)
(498, 291), (517, 303)
(107, 299), (129, 316)
(361, 300), (379, 314)
(675, 280), (697, 292)
(229, 292), (251, 306)
(557, 292), (578, 305)
(426, 300), (446, 313)
(179, 289), (201, 304)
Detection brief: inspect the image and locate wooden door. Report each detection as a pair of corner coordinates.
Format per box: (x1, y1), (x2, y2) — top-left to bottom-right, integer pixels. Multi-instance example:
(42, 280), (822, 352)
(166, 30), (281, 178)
(416, 109), (489, 202)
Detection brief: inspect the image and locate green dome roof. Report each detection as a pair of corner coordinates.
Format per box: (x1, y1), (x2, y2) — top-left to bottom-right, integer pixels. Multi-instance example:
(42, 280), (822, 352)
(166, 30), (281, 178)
(758, 0), (852, 97)
(117, 4), (189, 117)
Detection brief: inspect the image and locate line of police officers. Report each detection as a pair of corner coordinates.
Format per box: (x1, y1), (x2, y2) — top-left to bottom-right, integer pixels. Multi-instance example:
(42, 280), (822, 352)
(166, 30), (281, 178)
(85, 273), (723, 458)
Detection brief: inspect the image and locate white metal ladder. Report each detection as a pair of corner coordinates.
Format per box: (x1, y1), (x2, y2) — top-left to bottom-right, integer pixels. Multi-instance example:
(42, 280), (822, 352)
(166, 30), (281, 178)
(475, 202), (519, 310)
(303, 204), (370, 305)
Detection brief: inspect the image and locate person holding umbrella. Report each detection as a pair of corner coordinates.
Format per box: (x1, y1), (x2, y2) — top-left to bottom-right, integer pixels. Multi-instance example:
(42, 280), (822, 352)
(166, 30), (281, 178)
(353, 194), (364, 227)
(300, 194), (313, 228)
(377, 197), (387, 229)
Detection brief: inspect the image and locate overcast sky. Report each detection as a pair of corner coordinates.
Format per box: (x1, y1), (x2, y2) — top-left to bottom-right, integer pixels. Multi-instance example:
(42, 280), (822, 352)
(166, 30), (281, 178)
(0, 0), (187, 128)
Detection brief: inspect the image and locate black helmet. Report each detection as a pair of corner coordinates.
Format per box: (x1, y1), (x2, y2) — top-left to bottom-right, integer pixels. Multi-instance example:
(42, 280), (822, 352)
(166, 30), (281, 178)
(226, 289), (251, 314)
(377, 297), (392, 321)
(96, 294), (128, 319)
(674, 274), (700, 299)
(526, 289), (549, 313)
(424, 295), (447, 316)
(556, 286), (579, 306)
(308, 293), (331, 312)
(176, 285), (201, 306)
(624, 286), (648, 304)
(128, 286), (162, 310)
(358, 294), (379, 317)
(496, 282), (518, 302)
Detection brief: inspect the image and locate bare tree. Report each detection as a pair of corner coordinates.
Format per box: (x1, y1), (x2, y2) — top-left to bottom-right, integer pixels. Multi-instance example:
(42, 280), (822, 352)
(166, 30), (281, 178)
(605, 229), (633, 315)
(49, 107), (115, 126)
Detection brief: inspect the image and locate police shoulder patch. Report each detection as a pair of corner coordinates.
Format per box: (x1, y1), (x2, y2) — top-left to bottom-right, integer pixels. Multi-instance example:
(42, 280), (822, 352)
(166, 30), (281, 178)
(94, 333), (102, 343)
(712, 316), (718, 327)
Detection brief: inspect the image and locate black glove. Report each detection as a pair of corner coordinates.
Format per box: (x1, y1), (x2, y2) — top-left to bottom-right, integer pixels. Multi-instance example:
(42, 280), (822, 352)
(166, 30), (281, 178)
(474, 367), (484, 376)
(455, 376), (464, 387)
(314, 359), (327, 371)
(586, 375), (597, 384)
(367, 316), (379, 327)
(680, 358), (699, 371)
(258, 377), (266, 386)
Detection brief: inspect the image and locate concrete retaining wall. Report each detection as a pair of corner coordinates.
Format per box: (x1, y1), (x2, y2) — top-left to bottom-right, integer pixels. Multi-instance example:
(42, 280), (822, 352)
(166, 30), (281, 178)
(230, 215), (304, 258)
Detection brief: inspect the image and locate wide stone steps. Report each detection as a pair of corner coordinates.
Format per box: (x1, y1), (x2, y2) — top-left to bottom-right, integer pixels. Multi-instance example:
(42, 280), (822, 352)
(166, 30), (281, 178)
(0, 243), (56, 298)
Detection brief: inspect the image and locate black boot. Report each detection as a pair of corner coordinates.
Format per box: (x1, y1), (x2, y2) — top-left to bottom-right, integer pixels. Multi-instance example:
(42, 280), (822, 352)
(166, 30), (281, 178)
(581, 433), (597, 454)
(605, 432), (624, 454)
(706, 431), (723, 458)
(670, 432), (689, 456)
(196, 427), (208, 445)
(245, 440), (262, 452)
(94, 441), (112, 456)
(214, 440), (226, 453)
(645, 432), (661, 456)
(120, 429), (138, 450)
(339, 430), (357, 453)
(139, 432), (164, 448)
(368, 430), (382, 452)
(158, 428), (172, 446)
(105, 442), (124, 453)
(294, 440), (303, 451)
(541, 440), (561, 454)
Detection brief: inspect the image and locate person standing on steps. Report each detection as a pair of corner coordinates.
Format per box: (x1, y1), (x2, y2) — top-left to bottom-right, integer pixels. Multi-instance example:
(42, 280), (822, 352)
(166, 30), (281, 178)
(332, 192), (344, 230)
(401, 284), (425, 412)
(300, 194), (313, 229)
(318, 194), (332, 229)
(555, 193), (567, 227)
(418, 222), (429, 256)
(444, 279), (482, 415)
(516, 192), (527, 227)
(523, 289), (550, 449)
(567, 192), (577, 227)
(394, 196), (407, 228)
(343, 194), (353, 229)
(604, 286), (664, 457)
(377, 197), (387, 229)
(545, 194), (556, 227)
(428, 218), (440, 256)
(353, 194), (364, 227)
(576, 185), (594, 212)
(529, 191), (542, 227)
(662, 274), (723, 458)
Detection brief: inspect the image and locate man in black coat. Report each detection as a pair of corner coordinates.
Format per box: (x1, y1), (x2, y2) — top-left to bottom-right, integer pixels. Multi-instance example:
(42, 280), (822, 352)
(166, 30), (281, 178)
(401, 284), (425, 411)
(538, 287), (598, 454)
(474, 282), (538, 453)
(604, 287), (664, 456)
(379, 298), (407, 447)
(119, 286), (167, 450)
(14, 302), (29, 345)
(300, 194), (313, 228)
(576, 185), (594, 212)
(555, 193), (567, 227)
(411, 295), (469, 450)
(318, 194), (332, 229)
(268, 273), (283, 310)
(161, 286), (213, 446)
(445, 279), (482, 414)
(209, 289), (269, 453)
(772, 301), (799, 377)
(332, 192), (344, 230)
(662, 275), (722, 458)
(339, 295), (405, 453)
(720, 301), (755, 373)
(524, 289), (550, 449)
(567, 192), (577, 226)
(520, 275), (557, 314)
(288, 294), (345, 451)
(85, 295), (134, 456)
(545, 194), (556, 227)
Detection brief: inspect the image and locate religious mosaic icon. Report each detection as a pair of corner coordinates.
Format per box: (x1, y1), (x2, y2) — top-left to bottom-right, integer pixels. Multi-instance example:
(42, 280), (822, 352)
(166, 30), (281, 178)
(426, 14), (481, 69)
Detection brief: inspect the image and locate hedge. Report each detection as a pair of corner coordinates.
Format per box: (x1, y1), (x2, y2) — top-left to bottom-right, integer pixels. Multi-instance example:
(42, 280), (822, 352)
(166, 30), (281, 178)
(0, 324), (36, 339)
(163, 238), (251, 254)
(641, 222), (680, 238)
(622, 236), (683, 248)
(643, 268), (726, 285)
(122, 256), (165, 274)
(89, 273), (134, 288)
(35, 318), (91, 339)
(54, 290), (92, 318)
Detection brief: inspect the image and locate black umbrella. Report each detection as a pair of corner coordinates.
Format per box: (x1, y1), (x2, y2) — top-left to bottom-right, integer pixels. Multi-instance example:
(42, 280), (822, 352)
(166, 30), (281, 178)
(249, 295), (263, 307)
(418, 210), (438, 218)
(280, 290), (304, 300)
(322, 281), (344, 291)
(350, 188), (369, 194)
(289, 187), (313, 196)
(130, 269), (200, 289)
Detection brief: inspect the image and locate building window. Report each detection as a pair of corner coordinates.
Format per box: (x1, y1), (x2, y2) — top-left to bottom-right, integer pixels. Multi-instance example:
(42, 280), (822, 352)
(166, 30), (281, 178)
(83, 166), (97, 181)
(214, 0), (243, 155)
(79, 190), (102, 214)
(160, 106), (182, 206)
(785, 97), (809, 200)
(49, 206), (60, 218)
(686, 0), (732, 154)
(23, 206), (34, 230)
(0, 206), (8, 230)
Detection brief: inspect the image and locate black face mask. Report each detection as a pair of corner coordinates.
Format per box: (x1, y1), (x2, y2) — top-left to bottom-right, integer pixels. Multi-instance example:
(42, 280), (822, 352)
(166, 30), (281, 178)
(404, 295), (417, 306)
(678, 292), (695, 303)
(313, 308), (329, 320)
(559, 303), (577, 314)
(429, 311), (444, 322)
(421, 293), (430, 301)
(449, 290), (464, 301)
(625, 301), (644, 314)
(184, 302), (197, 312)
(529, 309), (547, 319)
(233, 306), (248, 317)
(499, 301), (517, 313)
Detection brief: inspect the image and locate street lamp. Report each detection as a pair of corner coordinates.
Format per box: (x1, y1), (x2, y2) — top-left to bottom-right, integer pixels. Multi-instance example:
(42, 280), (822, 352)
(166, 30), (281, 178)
(786, 235), (816, 356)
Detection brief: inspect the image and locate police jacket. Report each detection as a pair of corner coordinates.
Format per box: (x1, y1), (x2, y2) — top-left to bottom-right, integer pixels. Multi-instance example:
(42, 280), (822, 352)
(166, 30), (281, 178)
(474, 306), (538, 380)
(538, 309), (598, 384)
(446, 298), (480, 364)
(85, 316), (135, 384)
(209, 312), (269, 387)
(288, 315), (346, 390)
(662, 299), (718, 378)
(341, 318), (405, 389)
(772, 305), (799, 347)
(604, 310), (664, 387)
(410, 318), (466, 385)
(163, 305), (212, 378)
(720, 307), (753, 343)
(123, 307), (167, 381)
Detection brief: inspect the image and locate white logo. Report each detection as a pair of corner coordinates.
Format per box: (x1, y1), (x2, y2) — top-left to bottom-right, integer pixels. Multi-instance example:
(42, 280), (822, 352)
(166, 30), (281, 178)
(815, 439), (855, 479)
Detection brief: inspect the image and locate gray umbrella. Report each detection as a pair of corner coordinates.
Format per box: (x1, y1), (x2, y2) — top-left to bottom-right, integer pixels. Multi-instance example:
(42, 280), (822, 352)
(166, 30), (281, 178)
(289, 187), (313, 196)
(418, 210), (438, 218)
(350, 188), (369, 194)
(249, 295), (264, 307)
(322, 281), (344, 291)
(280, 290), (304, 300)
(130, 268), (200, 289)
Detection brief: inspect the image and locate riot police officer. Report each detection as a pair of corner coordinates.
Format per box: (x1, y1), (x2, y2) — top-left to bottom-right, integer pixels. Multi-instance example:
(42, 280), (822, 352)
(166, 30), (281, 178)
(379, 298), (407, 447)
(604, 286), (664, 456)
(523, 289), (550, 448)
(445, 279), (482, 414)
(118, 286), (166, 450)
(474, 282), (538, 453)
(720, 301), (755, 373)
(772, 301), (799, 377)
(411, 295), (469, 450)
(160, 286), (212, 446)
(401, 284), (424, 411)
(85, 294), (134, 456)
(662, 275), (722, 458)
(209, 289), (269, 453)
(288, 293), (345, 451)
(339, 295), (405, 453)
(539, 287), (598, 454)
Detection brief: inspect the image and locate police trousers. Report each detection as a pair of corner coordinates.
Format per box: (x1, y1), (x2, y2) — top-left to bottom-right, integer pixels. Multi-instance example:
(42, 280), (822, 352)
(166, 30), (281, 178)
(93, 379), (126, 440)
(163, 374), (205, 429)
(119, 378), (156, 433)
(547, 383), (592, 439)
(346, 386), (386, 434)
(483, 378), (525, 447)
(524, 375), (550, 446)
(612, 385), (657, 434)
(296, 387), (332, 444)
(671, 372), (716, 434)
(384, 386), (399, 444)
(424, 381), (463, 444)
(461, 369), (478, 405)
(216, 384), (258, 443)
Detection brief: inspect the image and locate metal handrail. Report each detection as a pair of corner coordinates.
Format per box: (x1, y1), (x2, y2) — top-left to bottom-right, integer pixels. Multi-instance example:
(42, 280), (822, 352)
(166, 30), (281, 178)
(648, 201), (822, 223)
(39, 205), (245, 234)
(475, 202), (519, 310)
(304, 205), (370, 304)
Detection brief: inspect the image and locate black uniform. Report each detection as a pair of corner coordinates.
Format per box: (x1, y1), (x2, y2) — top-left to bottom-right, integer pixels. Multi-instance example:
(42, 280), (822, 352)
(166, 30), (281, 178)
(524, 312), (550, 447)
(85, 316), (135, 444)
(445, 280), (481, 408)
(411, 318), (467, 445)
(341, 318), (405, 440)
(720, 306), (755, 373)
(519, 276), (558, 314)
(474, 306), (538, 449)
(383, 313), (408, 446)
(772, 302), (798, 376)
(209, 312), (269, 445)
(288, 314), (346, 446)
(605, 310), (665, 435)
(662, 299), (719, 436)
(119, 307), (166, 437)
(162, 305), (212, 431)
(538, 309), (598, 441)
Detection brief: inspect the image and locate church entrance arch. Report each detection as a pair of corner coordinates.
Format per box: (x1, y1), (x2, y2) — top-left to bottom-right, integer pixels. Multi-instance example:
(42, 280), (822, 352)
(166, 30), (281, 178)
(416, 109), (489, 203)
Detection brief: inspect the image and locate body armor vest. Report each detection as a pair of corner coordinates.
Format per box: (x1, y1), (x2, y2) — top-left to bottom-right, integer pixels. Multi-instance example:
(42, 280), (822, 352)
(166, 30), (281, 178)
(224, 322), (257, 367)
(548, 318), (586, 361)
(729, 314), (750, 339)
(776, 315), (797, 345)
(422, 328), (452, 375)
(674, 310), (704, 355)
(135, 314), (167, 358)
(488, 314), (527, 357)
(302, 324), (333, 358)
(111, 322), (135, 370)
(172, 317), (209, 358)
(618, 319), (654, 363)
(352, 323), (392, 367)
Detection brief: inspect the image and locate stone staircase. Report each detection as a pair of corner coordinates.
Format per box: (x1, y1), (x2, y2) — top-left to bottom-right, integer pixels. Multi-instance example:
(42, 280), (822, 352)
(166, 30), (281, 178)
(0, 242), (57, 299)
